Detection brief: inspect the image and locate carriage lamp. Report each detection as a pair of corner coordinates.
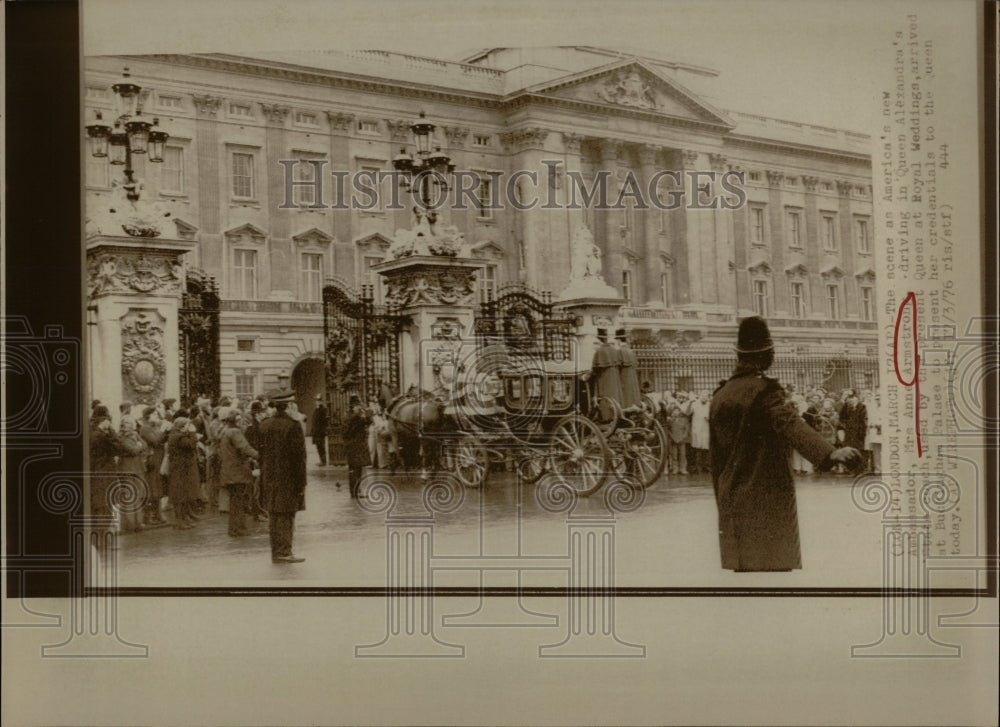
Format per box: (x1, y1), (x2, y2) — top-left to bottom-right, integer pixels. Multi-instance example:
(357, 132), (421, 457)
(391, 111), (453, 210)
(85, 67), (171, 201)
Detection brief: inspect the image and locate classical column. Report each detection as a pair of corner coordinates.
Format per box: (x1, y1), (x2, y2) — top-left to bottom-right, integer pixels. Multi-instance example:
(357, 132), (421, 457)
(500, 127), (552, 291)
(676, 149), (702, 306)
(639, 144), (664, 306)
(765, 170), (787, 313)
(326, 111), (356, 277)
(836, 179), (858, 318)
(802, 175), (822, 317)
(260, 103), (292, 294)
(598, 139), (625, 297)
(191, 94), (223, 271)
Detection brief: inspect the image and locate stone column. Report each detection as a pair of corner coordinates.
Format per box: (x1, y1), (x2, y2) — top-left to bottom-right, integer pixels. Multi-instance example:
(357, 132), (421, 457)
(639, 144), (664, 307)
(326, 112), (356, 277)
(374, 255), (486, 395)
(191, 94), (223, 272)
(836, 179), (858, 318)
(677, 149), (703, 307)
(260, 104), (293, 294)
(86, 236), (195, 409)
(598, 139), (625, 297)
(500, 128), (551, 291)
(766, 170), (788, 313)
(801, 174), (822, 317)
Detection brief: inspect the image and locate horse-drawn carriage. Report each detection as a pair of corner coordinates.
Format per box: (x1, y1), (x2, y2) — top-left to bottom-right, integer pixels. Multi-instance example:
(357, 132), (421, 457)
(384, 310), (667, 496)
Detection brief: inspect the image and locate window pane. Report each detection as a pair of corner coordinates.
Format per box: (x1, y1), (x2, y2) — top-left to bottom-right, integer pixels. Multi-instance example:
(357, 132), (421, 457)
(234, 249), (257, 299)
(233, 153), (253, 198)
(162, 147), (184, 193)
(301, 253), (322, 301)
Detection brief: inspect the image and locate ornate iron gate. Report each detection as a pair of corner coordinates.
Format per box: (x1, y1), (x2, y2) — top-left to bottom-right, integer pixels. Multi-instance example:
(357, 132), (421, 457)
(323, 280), (404, 461)
(474, 283), (574, 361)
(178, 268), (221, 406)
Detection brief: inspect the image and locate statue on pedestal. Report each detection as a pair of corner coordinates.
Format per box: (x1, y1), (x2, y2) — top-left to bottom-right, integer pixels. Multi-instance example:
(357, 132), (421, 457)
(558, 225), (620, 300)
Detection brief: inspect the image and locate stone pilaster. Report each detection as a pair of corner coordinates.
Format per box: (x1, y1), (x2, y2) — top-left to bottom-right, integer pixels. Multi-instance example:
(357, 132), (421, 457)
(765, 170), (787, 314)
(597, 139), (625, 298)
(836, 179), (857, 318)
(500, 127), (552, 291)
(638, 144), (663, 306)
(261, 104), (292, 294)
(801, 175), (822, 318)
(326, 111), (355, 266)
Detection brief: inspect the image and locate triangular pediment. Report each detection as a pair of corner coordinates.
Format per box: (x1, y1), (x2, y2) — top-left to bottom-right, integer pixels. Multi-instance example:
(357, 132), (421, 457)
(293, 227), (334, 245)
(224, 223), (267, 244)
(172, 217), (198, 240)
(821, 265), (845, 279)
(520, 59), (734, 128)
(355, 232), (393, 252)
(470, 241), (505, 259)
(855, 267), (876, 282)
(785, 263), (809, 277)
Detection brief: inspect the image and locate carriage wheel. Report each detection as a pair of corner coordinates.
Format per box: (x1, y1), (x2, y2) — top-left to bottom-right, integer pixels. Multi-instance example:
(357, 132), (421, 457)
(587, 396), (621, 438)
(518, 448), (549, 484)
(622, 419), (668, 488)
(548, 414), (611, 496)
(451, 436), (489, 488)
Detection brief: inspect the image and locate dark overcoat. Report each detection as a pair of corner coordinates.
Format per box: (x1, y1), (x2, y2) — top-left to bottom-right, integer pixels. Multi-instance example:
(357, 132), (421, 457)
(617, 344), (642, 408)
(343, 407), (371, 468)
(89, 424), (127, 513)
(218, 425), (259, 486)
(166, 430), (201, 504)
(139, 423), (166, 499)
(312, 405), (329, 442)
(709, 365), (835, 571)
(259, 411), (307, 513)
(838, 402), (868, 450)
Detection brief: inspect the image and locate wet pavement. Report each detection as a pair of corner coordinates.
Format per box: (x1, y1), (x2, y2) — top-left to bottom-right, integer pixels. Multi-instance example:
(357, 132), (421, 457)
(114, 451), (884, 589)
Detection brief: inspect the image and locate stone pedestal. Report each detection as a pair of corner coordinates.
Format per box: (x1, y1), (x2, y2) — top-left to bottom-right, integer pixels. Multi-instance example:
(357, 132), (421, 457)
(374, 255), (486, 394)
(86, 235), (195, 413)
(554, 295), (627, 370)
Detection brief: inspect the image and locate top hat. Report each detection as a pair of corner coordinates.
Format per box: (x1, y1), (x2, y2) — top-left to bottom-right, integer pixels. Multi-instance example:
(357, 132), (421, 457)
(348, 394), (362, 406)
(596, 328), (609, 342)
(735, 316), (774, 354)
(614, 328), (627, 341)
(267, 387), (296, 404)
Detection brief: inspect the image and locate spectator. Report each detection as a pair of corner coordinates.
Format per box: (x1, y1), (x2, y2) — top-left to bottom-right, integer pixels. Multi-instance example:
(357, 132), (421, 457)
(217, 407), (259, 537)
(312, 395), (329, 466)
(166, 417), (201, 529)
(689, 390), (711, 474)
(666, 391), (692, 475)
(139, 406), (168, 525)
(865, 393), (882, 473)
(117, 414), (148, 533)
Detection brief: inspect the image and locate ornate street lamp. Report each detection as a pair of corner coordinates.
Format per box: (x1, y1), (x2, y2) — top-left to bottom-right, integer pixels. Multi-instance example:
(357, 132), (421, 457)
(85, 68), (170, 201)
(391, 111), (454, 222)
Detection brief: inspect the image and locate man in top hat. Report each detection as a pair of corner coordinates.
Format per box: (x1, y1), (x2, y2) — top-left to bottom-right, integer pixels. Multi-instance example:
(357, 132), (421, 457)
(709, 316), (861, 572)
(311, 394), (329, 466)
(587, 328), (623, 422)
(615, 328), (642, 411)
(257, 387), (308, 563)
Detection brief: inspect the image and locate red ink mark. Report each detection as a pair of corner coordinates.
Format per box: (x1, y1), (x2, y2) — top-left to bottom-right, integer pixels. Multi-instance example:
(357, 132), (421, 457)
(893, 291), (922, 457)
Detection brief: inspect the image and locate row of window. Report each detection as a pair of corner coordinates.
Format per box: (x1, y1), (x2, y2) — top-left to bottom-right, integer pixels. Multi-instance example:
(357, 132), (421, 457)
(228, 248), (500, 303)
(87, 148), (498, 219)
(751, 279), (874, 321)
(749, 206), (871, 253)
(618, 268), (874, 321)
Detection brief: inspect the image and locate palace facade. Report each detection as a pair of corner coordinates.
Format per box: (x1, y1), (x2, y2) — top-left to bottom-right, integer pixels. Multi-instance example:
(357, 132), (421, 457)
(84, 47), (877, 408)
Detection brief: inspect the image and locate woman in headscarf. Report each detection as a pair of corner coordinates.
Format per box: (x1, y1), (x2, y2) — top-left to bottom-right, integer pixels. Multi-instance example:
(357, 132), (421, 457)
(88, 405), (127, 524)
(117, 413), (149, 533)
(166, 416), (201, 529)
(139, 406), (168, 525)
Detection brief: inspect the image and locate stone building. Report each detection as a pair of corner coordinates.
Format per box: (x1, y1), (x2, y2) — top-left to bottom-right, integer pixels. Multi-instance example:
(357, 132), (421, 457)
(84, 46), (877, 414)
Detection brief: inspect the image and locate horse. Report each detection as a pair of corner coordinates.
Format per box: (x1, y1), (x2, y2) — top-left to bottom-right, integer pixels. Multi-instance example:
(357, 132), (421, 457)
(384, 391), (454, 476)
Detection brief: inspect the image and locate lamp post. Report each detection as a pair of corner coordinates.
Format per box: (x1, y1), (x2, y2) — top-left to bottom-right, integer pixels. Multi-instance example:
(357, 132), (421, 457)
(391, 111), (455, 224)
(85, 68), (169, 201)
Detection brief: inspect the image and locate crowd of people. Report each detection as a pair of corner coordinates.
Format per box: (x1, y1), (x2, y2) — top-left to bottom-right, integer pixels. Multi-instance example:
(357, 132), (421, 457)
(88, 391), (311, 561)
(643, 384), (880, 476)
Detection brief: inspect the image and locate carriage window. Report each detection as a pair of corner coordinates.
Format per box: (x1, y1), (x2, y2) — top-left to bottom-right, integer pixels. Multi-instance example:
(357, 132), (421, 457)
(505, 377), (522, 404)
(526, 376), (543, 399)
(550, 377), (571, 406)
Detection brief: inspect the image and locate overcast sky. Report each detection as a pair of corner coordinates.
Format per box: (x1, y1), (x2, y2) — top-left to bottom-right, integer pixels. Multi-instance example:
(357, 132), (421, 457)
(83, 0), (979, 137)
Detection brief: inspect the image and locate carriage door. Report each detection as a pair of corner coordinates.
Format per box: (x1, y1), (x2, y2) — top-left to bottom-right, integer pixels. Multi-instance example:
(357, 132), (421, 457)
(322, 281), (402, 464)
(178, 268), (221, 405)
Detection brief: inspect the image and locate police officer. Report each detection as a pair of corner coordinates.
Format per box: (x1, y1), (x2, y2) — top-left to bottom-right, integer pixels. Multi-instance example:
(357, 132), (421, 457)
(258, 388), (308, 563)
(709, 316), (861, 572)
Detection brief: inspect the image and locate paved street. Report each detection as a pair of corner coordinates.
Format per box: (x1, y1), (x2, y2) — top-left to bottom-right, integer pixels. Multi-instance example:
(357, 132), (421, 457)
(114, 448), (885, 589)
